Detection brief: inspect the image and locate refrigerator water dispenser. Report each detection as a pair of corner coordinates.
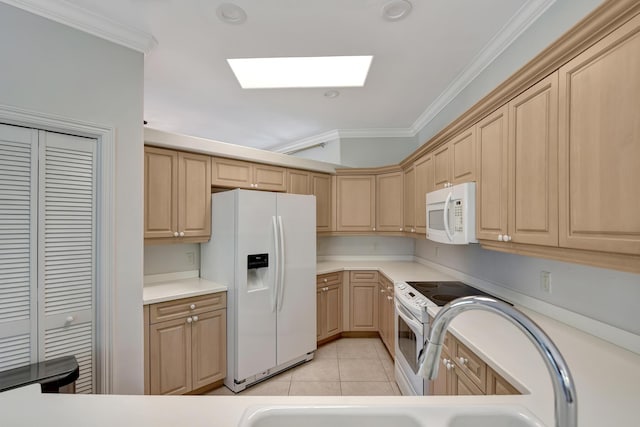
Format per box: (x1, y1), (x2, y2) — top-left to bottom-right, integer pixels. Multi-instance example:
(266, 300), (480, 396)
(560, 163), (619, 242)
(247, 253), (268, 291)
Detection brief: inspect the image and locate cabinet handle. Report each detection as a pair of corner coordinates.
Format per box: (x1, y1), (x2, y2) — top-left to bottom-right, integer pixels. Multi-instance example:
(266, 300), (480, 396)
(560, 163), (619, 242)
(186, 317), (193, 323)
(192, 315), (199, 322)
(190, 304), (196, 310)
(458, 357), (468, 365)
(174, 232), (179, 237)
(179, 231), (185, 237)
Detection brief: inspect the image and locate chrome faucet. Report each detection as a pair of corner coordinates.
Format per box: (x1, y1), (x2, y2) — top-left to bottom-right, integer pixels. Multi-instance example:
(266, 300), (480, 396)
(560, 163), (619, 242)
(418, 296), (577, 427)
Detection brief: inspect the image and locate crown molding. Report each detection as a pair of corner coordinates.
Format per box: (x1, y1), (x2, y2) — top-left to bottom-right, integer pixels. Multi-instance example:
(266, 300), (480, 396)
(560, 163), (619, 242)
(409, 0), (556, 135)
(271, 129), (341, 154)
(1, 0), (157, 53)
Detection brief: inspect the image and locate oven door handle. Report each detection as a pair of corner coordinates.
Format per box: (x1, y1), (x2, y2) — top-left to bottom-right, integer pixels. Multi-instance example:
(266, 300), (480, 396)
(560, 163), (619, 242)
(395, 301), (424, 334)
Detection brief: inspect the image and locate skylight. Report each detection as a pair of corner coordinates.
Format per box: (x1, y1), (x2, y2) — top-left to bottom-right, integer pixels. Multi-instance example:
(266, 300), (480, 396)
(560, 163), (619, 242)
(227, 56), (373, 89)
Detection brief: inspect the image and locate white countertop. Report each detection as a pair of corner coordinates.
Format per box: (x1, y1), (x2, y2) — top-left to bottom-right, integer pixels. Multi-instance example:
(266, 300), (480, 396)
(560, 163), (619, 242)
(5, 261), (637, 426)
(143, 271), (227, 305)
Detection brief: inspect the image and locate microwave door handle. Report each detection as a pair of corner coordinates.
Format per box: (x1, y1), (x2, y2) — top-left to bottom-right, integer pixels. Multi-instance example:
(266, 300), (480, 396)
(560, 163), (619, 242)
(443, 191), (454, 241)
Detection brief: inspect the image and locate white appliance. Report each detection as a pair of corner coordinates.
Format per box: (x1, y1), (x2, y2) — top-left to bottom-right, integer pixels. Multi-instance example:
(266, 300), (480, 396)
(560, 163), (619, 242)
(426, 182), (477, 244)
(393, 282), (433, 396)
(200, 189), (317, 393)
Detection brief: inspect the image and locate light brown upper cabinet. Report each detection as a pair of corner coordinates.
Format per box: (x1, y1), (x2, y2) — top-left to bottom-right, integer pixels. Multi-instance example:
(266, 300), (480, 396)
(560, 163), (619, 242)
(311, 173), (333, 232)
(403, 166), (416, 233)
(286, 169), (312, 195)
(476, 72), (558, 246)
(144, 146), (211, 242)
(558, 14), (640, 256)
(336, 175), (376, 232)
(432, 127), (476, 190)
(414, 154), (434, 234)
(433, 143), (451, 190)
(508, 72), (558, 246)
(211, 157), (287, 192)
(376, 171), (404, 232)
(450, 127), (477, 184)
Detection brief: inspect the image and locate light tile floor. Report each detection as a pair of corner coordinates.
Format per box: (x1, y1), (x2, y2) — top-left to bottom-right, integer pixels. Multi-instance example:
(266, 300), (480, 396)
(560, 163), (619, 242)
(206, 337), (401, 396)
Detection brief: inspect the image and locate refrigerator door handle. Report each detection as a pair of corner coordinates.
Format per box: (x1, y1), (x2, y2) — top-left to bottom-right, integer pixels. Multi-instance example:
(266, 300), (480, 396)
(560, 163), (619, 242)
(271, 216), (279, 312)
(277, 216), (286, 311)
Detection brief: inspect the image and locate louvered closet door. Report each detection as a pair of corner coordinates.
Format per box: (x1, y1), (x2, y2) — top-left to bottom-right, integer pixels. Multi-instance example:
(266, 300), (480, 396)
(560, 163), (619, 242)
(38, 131), (97, 394)
(0, 124), (38, 371)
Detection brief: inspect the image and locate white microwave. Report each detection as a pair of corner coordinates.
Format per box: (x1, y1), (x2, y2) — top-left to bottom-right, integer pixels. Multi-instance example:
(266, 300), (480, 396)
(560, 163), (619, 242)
(426, 182), (477, 244)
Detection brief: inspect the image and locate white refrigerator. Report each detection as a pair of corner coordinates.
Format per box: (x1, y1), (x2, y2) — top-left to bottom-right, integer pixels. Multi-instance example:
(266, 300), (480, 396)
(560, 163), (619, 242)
(201, 189), (317, 392)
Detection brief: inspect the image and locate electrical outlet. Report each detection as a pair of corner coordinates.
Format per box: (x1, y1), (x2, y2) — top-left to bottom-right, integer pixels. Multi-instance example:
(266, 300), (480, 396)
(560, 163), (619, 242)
(540, 271), (551, 293)
(186, 251), (195, 266)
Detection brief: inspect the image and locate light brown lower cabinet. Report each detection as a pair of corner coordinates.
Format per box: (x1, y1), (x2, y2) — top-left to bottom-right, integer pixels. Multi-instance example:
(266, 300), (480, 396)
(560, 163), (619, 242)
(317, 272), (343, 342)
(349, 271), (379, 331)
(146, 292), (227, 395)
(428, 326), (519, 396)
(378, 275), (395, 357)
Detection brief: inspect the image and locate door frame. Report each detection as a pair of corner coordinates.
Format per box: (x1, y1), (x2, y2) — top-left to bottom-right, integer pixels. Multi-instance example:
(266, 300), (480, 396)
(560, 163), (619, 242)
(0, 104), (115, 394)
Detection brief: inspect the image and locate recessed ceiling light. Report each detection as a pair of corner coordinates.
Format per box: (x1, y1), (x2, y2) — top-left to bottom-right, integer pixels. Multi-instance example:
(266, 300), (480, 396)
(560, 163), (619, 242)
(216, 3), (247, 25)
(382, 0), (413, 21)
(324, 90), (340, 99)
(227, 56), (373, 89)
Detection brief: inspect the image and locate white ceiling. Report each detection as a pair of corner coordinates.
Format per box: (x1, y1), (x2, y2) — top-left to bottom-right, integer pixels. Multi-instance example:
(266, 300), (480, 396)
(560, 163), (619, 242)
(5, 0), (558, 151)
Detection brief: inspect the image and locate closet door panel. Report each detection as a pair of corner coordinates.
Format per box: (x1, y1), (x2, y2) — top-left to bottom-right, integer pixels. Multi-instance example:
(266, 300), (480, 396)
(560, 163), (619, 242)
(38, 131), (97, 393)
(0, 123), (38, 370)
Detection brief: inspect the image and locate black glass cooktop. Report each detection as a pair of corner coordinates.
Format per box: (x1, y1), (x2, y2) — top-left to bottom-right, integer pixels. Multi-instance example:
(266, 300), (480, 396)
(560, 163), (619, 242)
(405, 281), (510, 306)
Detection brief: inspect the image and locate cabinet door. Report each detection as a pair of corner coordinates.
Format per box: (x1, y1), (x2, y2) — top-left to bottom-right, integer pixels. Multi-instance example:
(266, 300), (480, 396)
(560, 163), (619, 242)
(178, 152), (211, 238)
(508, 73), (558, 246)
(403, 166), (415, 232)
(450, 366), (484, 395)
(191, 309), (226, 390)
(316, 286), (325, 341)
(433, 144), (451, 189)
(450, 127), (476, 184)
(476, 106), (509, 241)
(287, 169), (311, 195)
(311, 173), (332, 232)
(253, 164), (287, 192)
(336, 175), (376, 232)
(414, 155), (433, 234)
(558, 14), (640, 255)
(487, 368), (519, 395)
(144, 147), (178, 238)
(325, 283), (342, 338)
(386, 293), (395, 358)
(378, 283), (387, 345)
(211, 157), (252, 189)
(149, 317), (192, 395)
(376, 171), (404, 232)
(349, 282), (378, 331)
(430, 353), (450, 395)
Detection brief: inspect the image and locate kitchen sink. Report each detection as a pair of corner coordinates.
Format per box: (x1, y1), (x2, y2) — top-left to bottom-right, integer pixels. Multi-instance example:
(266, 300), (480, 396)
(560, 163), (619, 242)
(239, 405), (545, 427)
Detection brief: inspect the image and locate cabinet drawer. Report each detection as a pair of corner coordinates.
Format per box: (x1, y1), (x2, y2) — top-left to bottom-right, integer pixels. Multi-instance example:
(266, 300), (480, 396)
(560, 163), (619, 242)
(150, 292), (227, 324)
(317, 272), (342, 287)
(350, 271), (379, 283)
(454, 340), (487, 393)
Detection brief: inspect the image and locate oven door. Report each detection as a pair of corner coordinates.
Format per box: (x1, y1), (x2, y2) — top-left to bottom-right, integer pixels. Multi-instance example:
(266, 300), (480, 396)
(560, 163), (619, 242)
(394, 301), (428, 395)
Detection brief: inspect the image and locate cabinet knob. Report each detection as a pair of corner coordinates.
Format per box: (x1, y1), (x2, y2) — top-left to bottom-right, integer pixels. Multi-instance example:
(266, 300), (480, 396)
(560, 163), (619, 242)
(411, 228), (415, 233)
(372, 227), (376, 231)
(446, 362), (454, 370)
(323, 278), (328, 283)
(324, 287), (329, 292)
(174, 232), (179, 237)
(66, 316), (74, 323)
(498, 234), (503, 241)
(505, 235), (512, 242)
(190, 304), (196, 310)
(186, 317), (193, 323)
(443, 358), (449, 366)
(458, 357), (468, 365)
(387, 296), (393, 301)
(192, 315), (199, 322)
(179, 231), (185, 237)
(399, 228), (403, 231)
